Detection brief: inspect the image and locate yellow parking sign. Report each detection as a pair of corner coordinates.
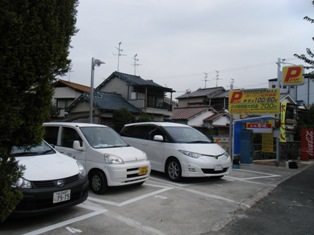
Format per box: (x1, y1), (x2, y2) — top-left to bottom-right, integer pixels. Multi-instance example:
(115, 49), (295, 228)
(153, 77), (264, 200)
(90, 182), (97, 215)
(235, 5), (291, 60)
(282, 65), (304, 85)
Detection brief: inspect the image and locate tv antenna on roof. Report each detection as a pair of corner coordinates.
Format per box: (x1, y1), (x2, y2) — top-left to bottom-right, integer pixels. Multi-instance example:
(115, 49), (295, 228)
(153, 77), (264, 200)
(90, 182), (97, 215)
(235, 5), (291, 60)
(133, 54), (141, 75)
(214, 70), (222, 87)
(114, 42), (126, 71)
(202, 72), (208, 88)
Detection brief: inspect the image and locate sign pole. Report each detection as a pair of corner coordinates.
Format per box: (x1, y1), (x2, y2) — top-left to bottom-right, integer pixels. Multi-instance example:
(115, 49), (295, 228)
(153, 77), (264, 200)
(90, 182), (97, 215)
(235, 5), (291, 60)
(275, 58), (281, 166)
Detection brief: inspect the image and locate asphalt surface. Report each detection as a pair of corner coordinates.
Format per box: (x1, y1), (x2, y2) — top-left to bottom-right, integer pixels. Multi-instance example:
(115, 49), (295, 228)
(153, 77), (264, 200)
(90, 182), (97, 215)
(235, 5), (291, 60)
(1, 160), (313, 235)
(211, 163), (314, 235)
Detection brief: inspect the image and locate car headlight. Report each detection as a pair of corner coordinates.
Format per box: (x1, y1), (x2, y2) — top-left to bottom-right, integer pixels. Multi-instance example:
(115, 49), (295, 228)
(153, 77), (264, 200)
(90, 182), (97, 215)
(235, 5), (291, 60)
(12, 178), (32, 189)
(76, 161), (86, 178)
(224, 152), (231, 159)
(104, 154), (124, 164)
(178, 150), (202, 159)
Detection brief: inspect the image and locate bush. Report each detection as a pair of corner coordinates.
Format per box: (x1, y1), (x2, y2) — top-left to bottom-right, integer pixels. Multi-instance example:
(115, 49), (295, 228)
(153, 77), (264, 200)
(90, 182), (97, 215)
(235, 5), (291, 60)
(112, 108), (136, 132)
(0, 155), (24, 222)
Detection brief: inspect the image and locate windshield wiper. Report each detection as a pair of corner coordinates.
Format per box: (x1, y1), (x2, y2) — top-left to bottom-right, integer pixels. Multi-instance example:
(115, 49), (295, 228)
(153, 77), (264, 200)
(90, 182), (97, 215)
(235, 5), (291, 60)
(13, 152), (38, 157)
(40, 149), (55, 155)
(189, 140), (210, 143)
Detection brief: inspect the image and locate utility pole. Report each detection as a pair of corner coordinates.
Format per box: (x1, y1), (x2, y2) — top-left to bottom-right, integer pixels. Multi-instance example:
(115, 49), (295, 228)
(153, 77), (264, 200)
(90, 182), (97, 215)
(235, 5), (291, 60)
(229, 78), (234, 158)
(275, 58), (283, 166)
(114, 42), (126, 72)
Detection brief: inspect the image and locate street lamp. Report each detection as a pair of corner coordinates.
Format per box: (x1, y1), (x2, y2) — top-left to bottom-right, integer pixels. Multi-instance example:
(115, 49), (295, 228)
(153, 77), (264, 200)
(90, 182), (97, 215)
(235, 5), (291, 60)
(89, 58), (105, 123)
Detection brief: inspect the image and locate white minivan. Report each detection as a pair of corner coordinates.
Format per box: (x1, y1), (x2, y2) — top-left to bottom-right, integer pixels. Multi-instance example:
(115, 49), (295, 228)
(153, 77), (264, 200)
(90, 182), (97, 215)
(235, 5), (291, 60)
(44, 122), (151, 194)
(120, 122), (232, 182)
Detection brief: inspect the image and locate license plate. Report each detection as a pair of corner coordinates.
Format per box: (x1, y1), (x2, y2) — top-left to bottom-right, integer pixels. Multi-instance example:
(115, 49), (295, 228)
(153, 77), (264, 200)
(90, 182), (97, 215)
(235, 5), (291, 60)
(53, 189), (71, 204)
(214, 165), (223, 171)
(139, 166), (148, 175)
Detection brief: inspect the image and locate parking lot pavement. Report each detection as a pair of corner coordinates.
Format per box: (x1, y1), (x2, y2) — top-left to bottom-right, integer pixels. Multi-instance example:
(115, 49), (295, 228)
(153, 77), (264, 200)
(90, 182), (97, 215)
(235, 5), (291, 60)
(1, 161), (312, 235)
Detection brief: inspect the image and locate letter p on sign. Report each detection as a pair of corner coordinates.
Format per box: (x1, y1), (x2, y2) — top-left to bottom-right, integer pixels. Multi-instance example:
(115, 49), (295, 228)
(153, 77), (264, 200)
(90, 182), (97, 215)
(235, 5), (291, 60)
(282, 65), (304, 85)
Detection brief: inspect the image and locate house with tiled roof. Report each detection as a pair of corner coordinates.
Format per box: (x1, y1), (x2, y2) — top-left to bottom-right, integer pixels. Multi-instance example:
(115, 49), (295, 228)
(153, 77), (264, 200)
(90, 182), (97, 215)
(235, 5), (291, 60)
(168, 106), (215, 126)
(52, 79), (91, 118)
(65, 91), (140, 125)
(96, 71), (175, 121)
(176, 86), (228, 111)
(168, 106), (230, 137)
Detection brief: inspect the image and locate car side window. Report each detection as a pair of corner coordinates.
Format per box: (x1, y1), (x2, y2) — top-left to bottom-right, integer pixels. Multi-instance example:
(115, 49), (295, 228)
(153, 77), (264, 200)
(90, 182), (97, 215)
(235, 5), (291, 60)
(122, 126), (149, 139)
(149, 127), (166, 141)
(44, 126), (59, 145)
(61, 127), (82, 148)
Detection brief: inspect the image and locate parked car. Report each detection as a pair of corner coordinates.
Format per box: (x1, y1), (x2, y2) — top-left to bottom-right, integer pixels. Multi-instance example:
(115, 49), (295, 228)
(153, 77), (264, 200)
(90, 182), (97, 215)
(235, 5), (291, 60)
(43, 122), (151, 194)
(11, 140), (89, 217)
(120, 122), (232, 182)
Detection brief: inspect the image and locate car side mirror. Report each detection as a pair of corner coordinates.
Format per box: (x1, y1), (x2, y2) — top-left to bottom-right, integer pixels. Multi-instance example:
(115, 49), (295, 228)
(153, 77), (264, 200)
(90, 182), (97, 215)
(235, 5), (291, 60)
(73, 140), (84, 151)
(153, 135), (164, 141)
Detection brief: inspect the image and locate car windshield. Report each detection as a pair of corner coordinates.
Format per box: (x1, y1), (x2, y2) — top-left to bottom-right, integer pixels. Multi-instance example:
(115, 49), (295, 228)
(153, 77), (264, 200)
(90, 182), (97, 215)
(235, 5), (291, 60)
(12, 141), (55, 157)
(164, 126), (211, 143)
(80, 127), (128, 148)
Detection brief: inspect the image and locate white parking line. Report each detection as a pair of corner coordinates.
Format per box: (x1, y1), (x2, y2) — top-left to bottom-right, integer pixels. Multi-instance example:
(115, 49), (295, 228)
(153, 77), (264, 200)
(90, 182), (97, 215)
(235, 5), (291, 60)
(88, 186), (173, 207)
(225, 175), (277, 186)
(149, 176), (187, 187)
(234, 168), (280, 177)
(22, 204), (107, 235)
(106, 213), (166, 235)
(175, 186), (251, 209)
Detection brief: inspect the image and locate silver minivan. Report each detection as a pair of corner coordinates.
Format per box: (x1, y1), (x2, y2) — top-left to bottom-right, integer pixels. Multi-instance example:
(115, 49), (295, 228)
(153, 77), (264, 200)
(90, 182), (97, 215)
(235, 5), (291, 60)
(44, 122), (151, 194)
(120, 122), (232, 182)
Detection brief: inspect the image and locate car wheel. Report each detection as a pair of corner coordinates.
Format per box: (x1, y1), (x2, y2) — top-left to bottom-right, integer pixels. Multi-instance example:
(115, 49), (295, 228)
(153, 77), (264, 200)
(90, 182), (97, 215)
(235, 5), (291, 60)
(90, 170), (108, 194)
(166, 158), (182, 182)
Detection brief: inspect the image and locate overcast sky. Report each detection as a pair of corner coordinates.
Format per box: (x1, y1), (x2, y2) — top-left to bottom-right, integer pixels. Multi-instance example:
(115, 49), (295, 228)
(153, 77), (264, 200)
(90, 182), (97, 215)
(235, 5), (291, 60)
(64, 0), (313, 98)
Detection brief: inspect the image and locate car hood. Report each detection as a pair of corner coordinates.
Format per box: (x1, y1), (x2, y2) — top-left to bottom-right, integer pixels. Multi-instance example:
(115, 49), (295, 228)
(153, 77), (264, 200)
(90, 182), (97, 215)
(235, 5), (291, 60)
(179, 143), (227, 156)
(17, 153), (79, 181)
(96, 146), (147, 162)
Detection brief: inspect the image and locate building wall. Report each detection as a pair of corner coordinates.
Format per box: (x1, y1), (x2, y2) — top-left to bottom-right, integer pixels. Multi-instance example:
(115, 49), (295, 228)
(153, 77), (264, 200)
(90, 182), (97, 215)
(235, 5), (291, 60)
(98, 78), (129, 99)
(53, 87), (85, 117)
(177, 97), (206, 108)
(269, 78), (314, 107)
(188, 110), (215, 126)
(213, 116), (229, 126)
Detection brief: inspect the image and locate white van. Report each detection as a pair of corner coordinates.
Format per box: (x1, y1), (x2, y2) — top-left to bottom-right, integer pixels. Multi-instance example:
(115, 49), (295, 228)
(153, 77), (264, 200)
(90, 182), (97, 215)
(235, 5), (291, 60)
(120, 122), (232, 182)
(44, 122), (151, 194)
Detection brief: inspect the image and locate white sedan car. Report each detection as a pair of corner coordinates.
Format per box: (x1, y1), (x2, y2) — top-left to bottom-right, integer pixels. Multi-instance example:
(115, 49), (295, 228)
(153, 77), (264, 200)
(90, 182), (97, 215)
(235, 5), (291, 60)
(10, 140), (89, 217)
(120, 122), (232, 182)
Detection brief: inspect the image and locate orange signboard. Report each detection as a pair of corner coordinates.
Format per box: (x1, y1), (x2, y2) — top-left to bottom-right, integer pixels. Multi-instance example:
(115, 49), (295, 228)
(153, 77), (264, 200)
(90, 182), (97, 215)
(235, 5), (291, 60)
(282, 65), (304, 85)
(229, 88), (280, 114)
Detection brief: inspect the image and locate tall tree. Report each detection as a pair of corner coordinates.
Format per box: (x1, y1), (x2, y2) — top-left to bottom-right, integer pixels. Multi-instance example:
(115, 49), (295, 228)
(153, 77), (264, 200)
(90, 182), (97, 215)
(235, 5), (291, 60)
(294, 0), (314, 78)
(0, 0), (79, 221)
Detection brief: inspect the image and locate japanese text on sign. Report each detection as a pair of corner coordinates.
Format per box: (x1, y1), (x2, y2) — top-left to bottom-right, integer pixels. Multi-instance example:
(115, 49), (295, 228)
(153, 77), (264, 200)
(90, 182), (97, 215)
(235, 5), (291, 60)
(228, 88), (280, 114)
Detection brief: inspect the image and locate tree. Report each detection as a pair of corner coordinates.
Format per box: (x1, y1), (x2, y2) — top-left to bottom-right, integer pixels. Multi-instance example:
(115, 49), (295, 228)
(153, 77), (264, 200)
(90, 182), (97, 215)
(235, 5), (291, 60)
(0, 0), (78, 221)
(112, 108), (136, 132)
(294, 0), (314, 78)
(137, 113), (154, 122)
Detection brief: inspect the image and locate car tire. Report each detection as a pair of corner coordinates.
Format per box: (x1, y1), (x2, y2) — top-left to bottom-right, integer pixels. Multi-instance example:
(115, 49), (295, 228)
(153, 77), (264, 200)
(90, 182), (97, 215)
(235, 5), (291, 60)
(166, 158), (182, 182)
(90, 170), (108, 194)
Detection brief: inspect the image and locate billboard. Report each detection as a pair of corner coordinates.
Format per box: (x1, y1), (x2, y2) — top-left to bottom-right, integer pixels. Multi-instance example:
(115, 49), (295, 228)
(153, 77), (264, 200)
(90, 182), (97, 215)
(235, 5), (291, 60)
(280, 102), (287, 142)
(228, 88), (280, 114)
(246, 120), (272, 133)
(282, 65), (304, 86)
